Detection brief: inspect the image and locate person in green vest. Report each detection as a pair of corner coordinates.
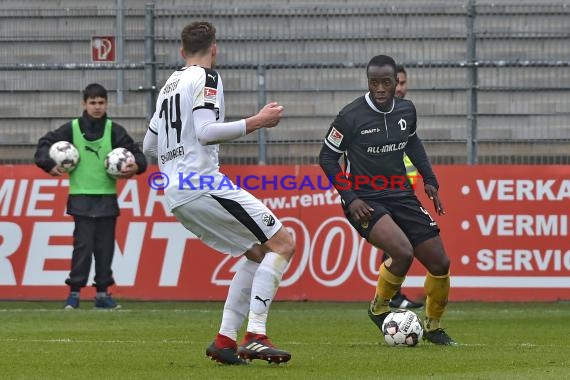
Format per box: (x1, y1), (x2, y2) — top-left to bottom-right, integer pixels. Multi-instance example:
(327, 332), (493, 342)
(34, 83), (147, 310)
(384, 65), (424, 309)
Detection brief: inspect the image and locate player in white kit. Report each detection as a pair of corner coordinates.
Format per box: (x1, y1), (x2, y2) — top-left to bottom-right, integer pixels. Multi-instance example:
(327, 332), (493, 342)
(143, 21), (294, 365)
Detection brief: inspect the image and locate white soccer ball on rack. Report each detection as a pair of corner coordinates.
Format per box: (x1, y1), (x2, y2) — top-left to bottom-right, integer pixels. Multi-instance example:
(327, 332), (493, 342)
(49, 141), (79, 172)
(105, 147), (135, 178)
(381, 309), (424, 347)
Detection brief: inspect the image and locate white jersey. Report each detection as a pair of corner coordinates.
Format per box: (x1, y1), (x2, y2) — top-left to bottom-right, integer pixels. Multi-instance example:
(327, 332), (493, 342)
(149, 65), (226, 210)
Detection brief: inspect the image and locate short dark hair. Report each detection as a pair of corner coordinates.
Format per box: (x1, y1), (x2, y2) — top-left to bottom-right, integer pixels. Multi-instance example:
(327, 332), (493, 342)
(396, 64), (407, 75)
(181, 21), (216, 56)
(83, 83), (107, 101)
(366, 55), (397, 77)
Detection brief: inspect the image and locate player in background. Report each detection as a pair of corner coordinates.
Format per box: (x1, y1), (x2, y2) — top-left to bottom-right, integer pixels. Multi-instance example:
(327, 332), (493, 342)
(384, 64), (424, 310)
(397, 65), (419, 191)
(319, 55), (457, 345)
(142, 21), (295, 365)
(34, 83), (147, 310)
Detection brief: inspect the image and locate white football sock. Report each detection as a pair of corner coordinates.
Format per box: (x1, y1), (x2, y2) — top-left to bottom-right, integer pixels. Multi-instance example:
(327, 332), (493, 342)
(246, 252), (289, 335)
(219, 258), (259, 341)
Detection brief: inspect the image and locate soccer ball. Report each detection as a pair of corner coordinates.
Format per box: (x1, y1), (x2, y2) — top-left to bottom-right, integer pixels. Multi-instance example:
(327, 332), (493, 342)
(105, 147), (135, 178)
(49, 141), (79, 171)
(381, 309), (424, 347)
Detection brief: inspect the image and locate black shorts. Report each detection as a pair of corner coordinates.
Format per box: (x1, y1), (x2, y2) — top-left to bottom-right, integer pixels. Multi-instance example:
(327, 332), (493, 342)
(343, 193), (440, 247)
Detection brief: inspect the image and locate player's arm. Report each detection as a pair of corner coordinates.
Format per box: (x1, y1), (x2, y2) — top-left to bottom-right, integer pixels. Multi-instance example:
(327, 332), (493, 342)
(191, 68), (242, 145)
(34, 122), (73, 174)
(403, 105), (438, 188)
(194, 102), (283, 145)
(404, 133), (438, 189)
(191, 67), (283, 145)
(142, 128), (158, 158)
(403, 105), (444, 214)
(319, 144), (358, 206)
(319, 143), (375, 223)
(319, 116), (358, 205)
(143, 114), (159, 159)
(194, 108), (245, 145)
(405, 133), (444, 215)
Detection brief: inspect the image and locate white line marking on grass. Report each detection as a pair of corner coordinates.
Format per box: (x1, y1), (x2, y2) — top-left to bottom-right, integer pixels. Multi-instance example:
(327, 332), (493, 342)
(0, 309), (216, 313)
(0, 338), (555, 349)
(0, 338), (195, 344)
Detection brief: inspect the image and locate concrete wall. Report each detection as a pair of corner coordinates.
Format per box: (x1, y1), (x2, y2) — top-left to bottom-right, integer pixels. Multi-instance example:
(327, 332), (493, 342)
(1, 0), (568, 163)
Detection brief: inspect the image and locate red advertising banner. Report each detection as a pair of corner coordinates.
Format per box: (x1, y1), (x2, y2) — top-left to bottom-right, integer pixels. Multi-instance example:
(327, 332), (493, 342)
(0, 165), (569, 301)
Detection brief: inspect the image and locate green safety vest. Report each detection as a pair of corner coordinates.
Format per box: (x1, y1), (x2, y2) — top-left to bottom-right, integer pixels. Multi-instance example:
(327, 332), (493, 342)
(404, 154), (418, 185)
(69, 118), (116, 195)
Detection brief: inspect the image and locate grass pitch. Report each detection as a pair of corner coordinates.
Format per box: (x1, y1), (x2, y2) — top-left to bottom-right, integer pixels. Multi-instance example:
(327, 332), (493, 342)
(1, 301), (569, 379)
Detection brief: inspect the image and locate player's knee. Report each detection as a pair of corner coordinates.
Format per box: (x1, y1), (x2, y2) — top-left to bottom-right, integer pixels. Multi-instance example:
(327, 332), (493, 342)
(278, 229), (295, 261)
(398, 250), (414, 268)
(429, 255), (450, 276)
(265, 227), (295, 261)
(395, 241), (414, 264)
(387, 245), (414, 269)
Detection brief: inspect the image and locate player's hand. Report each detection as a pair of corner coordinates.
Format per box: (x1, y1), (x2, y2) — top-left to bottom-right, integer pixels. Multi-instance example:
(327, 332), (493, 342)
(118, 162), (139, 179)
(424, 184), (445, 215)
(258, 102), (284, 128)
(49, 166), (65, 176)
(348, 198), (374, 224)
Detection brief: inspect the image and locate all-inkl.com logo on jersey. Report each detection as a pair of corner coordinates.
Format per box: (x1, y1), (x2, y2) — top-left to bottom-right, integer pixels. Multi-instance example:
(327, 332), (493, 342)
(147, 172), (419, 191)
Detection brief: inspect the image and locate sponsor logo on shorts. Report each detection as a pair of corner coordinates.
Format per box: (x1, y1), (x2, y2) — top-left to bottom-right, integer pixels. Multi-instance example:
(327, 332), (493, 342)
(262, 213), (276, 227)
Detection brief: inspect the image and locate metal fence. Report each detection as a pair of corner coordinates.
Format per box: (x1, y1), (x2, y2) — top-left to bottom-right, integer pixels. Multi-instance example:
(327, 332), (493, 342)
(0, 0), (569, 164)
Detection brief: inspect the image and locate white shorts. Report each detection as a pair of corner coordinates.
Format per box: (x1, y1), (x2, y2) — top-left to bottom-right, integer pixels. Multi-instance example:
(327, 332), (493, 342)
(171, 188), (282, 257)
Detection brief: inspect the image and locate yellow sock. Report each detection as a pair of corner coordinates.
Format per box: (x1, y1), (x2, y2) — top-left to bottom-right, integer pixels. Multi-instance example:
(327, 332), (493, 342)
(424, 271), (450, 331)
(371, 263), (405, 315)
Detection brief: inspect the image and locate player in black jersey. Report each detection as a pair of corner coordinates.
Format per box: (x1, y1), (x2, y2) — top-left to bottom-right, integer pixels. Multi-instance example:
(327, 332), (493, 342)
(319, 55), (457, 345)
(386, 64), (424, 310)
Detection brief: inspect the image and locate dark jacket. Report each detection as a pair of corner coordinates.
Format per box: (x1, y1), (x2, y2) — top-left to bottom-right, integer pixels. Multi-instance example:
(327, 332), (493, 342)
(34, 111), (147, 217)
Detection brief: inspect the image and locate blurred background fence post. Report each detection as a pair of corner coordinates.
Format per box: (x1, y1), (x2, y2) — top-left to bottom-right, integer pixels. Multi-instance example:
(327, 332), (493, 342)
(257, 64), (267, 165)
(466, 0), (478, 164)
(144, 2), (156, 122)
(116, 0), (125, 105)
